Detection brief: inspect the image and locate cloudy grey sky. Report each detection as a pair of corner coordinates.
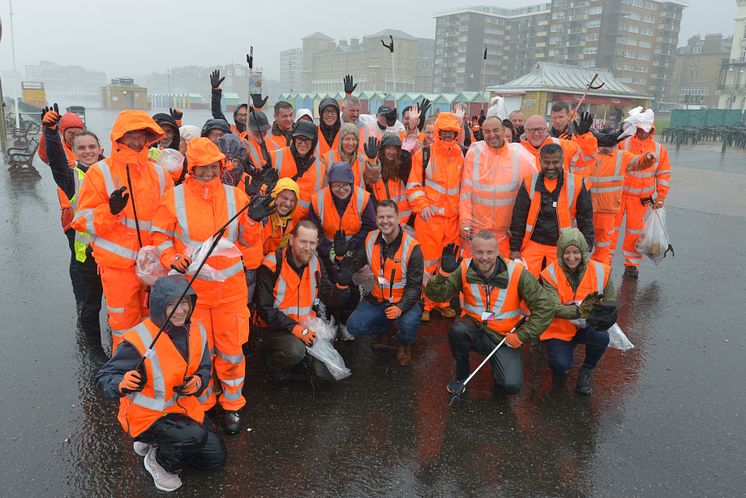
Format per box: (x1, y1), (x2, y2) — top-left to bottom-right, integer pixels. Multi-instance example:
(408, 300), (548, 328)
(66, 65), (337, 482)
(0, 0), (738, 80)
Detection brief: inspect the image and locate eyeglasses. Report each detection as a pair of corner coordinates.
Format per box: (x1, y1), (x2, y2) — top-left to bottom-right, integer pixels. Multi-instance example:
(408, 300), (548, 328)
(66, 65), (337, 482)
(526, 127), (547, 134)
(294, 136), (312, 144)
(330, 183), (352, 192)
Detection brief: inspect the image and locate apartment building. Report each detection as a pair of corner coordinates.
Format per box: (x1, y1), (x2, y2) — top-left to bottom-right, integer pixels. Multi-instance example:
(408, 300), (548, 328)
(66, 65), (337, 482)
(670, 34), (732, 108)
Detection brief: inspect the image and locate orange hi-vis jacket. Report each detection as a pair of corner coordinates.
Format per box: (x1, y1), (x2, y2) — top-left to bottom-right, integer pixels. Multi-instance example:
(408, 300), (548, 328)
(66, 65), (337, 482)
(589, 149), (654, 214)
(117, 318), (208, 437)
(369, 177), (412, 225)
(568, 132), (598, 180)
(261, 213), (296, 255)
(318, 130), (339, 158)
(540, 259), (611, 341)
(520, 136), (579, 172)
(365, 229), (420, 304)
(406, 113), (464, 220)
(267, 130), (290, 150)
(319, 149), (368, 190)
(312, 185), (371, 240)
(619, 132), (671, 201)
(261, 247), (321, 323)
(459, 258), (525, 334)
(71, 111), (170, 268)
(460, 141), (537, 237)
(520, 170), (583, 249)
(269, 146), (325, 221)
(246, 135), (276, 168)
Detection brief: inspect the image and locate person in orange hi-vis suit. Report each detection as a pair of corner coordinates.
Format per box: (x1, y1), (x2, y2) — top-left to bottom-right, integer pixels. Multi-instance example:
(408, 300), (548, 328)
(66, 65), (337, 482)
(71, 110), (172, 351)
(589, 128), (657, 266)
(459, 116), (536, 258)
(151, 137), (267, 434)
(615, 107), (671, 279)
(406, 112), (464, 322)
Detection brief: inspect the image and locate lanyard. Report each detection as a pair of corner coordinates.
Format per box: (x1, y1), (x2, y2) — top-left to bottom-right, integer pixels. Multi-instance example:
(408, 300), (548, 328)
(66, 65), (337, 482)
(481, 283), (495, 313)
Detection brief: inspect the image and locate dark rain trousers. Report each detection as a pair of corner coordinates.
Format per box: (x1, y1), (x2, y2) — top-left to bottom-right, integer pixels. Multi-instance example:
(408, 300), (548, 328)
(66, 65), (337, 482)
(66, 230), (104, 350)
(544, 327), (610, 374)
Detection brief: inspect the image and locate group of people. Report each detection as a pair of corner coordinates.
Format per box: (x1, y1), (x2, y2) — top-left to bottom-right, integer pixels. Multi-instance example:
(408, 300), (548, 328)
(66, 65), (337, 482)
(38, 72), (670, 492)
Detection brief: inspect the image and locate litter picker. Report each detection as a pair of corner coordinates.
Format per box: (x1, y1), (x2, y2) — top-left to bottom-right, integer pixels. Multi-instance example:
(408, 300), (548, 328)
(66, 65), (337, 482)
(381, 35), (397, 109)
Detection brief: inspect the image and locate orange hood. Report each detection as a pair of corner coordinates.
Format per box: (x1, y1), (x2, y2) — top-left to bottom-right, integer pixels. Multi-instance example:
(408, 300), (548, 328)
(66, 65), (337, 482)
(110, 110), (164, 145)
(186, 137), (226, 173)
(432, 112), (462, 153)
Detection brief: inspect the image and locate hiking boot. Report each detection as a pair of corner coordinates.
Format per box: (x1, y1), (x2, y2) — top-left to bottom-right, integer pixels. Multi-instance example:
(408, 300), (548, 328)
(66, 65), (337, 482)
(337, 323), (355, 341)
(88, 346), (109, 367)
(439, 306), (457, 319)
(133, 441), (152, 457)
(447, 377), (467, 395)
(223, 410), (241, 435)
(576, 367), (594, 395)
(371, 333), (390, 351)
(143, 447), (182, 492)
(623, 265), (639, 279)
(421, 310), (431, 322)
(396, 345), (412, 366)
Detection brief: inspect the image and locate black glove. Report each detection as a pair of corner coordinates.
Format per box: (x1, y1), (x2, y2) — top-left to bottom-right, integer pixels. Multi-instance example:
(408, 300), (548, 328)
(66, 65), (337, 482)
(575, 112), (594, 135)
(419, 98), (431, 118)
(586, 301), (619, 331)
(41, 103), (61, 128)
(343, 75), (357, 94)
(244, 168), (262, 197)
(333, 230), (348, 258)
(169, 108), (183, 122)
(246, 48), (254, 69)
(384, 108), (397, 127)
(261, 167), (279, 194)
(248, 194), (276, 222)
(440, 243), (462, 273)
(210, 69), (225, 89)
(515, 125), (525, 138)
(108, 186), (129, 215)
(364, 137), (380, 160)
(251, 94), (268, 109)
(335, 260), (354, 287)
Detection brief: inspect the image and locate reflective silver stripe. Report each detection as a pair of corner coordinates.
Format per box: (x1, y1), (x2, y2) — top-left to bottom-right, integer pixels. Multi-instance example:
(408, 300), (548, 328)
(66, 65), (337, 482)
(471, 182), (520, 193)
(595, 241), (612, 247)
(222, 389), (243, 401)
(528, 173), (539, 198)
(216, 349), (243, 364)
(197, 383), (214, 403)
(399, 232), (414, 283)
(197, 261), (244, 280)
(129, 323), (173, 411)
(94, 237), (137, 260)
(121, 218), (152, 231)
(221, 377), (244, 387)
(591, 186), (623, 193)
(111, 328), (128, 337)
(624, 186), (655, 194)
(462, 302), (522, 320)
(624, 139), (631, 152)
(197, 322), (208, 350)
(365, 230), (379, 266)
(399, 209), (412, 219)
(298, 198), (311, 208)
(223, 185), (238, 242)
(472, 196), (515, 207)
(309, 256), (319, 304)
(106, 304), (125, 314)
(98, 159), (116, 194)
(408, 190), (425, 201)
(429, 182), (447, 194)
(152, 226), (174, 237)
(628, 170), (656, 178)
(154, 164), (167, 197)
(75, 209), (96, 235)
(273, 147), (284, 174)
(423, 257), (440, 267)
(472, 145), (482, 179)
(545, 263), (558, 286)
(657, 179), (670, 187)
(591, 261), (605, 292)
(354, 187), (366, 214)
(315, 190), (326, 221)
(173, 185), (190, 244)
(564, 173), (576, 221)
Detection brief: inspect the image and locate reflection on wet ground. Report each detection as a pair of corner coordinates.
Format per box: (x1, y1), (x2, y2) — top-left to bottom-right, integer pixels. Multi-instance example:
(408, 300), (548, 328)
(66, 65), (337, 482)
(1, 145), (744, 496)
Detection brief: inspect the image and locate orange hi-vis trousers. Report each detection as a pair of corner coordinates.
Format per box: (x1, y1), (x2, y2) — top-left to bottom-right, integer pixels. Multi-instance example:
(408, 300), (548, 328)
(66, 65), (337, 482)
(591, 213), (618, 265)
(100, 265), (149, 352)
(613, 193), (647, 268)
(416, 214), (458, 311)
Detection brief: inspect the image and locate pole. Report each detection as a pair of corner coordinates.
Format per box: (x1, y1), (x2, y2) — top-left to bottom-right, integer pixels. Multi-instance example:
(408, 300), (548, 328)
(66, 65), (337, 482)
(481, 47), (487, 113)
(9, 0), (20, 129)
(390, 51), (397, 111)
(0, 76), (7, 155)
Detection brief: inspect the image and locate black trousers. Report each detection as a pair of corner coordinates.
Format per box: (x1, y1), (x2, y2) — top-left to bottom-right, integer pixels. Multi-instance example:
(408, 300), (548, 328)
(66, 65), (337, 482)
(66, 230), (104, 350)
(136, 414), (227, 474)
(448, 317), (524, 394)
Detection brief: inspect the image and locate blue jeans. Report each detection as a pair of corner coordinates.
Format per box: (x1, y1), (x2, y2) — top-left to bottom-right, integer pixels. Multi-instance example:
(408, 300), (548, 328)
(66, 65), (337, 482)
(346, 299), (422, 345)
(544, 327), (610, 374)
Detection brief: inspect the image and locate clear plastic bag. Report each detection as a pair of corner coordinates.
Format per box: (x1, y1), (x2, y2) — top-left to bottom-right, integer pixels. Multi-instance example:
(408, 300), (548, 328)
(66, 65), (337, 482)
(608, 323), (634, 351)
(635, 206), (674, 265)
(168, 236), (243, 282)
(135, 246), (169, 286)
(352, 265), (375, 293)
(303, 316), (351, 381)
(155, 148), (185, 173)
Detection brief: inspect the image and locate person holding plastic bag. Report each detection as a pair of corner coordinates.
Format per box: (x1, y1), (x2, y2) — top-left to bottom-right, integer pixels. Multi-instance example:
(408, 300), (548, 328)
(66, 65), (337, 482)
(539, 228), (617, 395)
(256, 221), (351, 386)
(635, 205), (674, 265)
(151, 137), (270, 434)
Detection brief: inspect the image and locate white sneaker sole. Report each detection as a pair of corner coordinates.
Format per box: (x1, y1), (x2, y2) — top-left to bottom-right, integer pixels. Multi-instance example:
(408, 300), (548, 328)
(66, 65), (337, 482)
(133, 442), (150, 457)
(143, 451), (182, 492)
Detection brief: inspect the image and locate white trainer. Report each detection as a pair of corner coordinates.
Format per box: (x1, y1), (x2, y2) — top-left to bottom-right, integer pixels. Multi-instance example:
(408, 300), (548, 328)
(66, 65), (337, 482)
(133, 441), (151, 457)
(143, 447), (182, 492)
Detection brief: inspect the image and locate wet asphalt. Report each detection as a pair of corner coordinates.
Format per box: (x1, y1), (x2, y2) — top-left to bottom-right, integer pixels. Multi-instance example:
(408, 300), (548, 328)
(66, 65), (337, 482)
(0, 138), (744, 497)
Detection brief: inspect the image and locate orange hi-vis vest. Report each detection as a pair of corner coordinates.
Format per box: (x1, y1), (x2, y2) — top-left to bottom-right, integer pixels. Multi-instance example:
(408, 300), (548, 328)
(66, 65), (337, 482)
(117, 319), (208, 437)
(568, 132), (598, 180)
(540, 260), (611, 341)
(312, 186), (371, 240)
(521, 171), (583, 249)
(318, 131), (339, 158)
(261, 213), (296, 255)
(520, 136), (580, 172)
(369, 177), (412, 225)
(270, 146), (325, 220)
(246, 136), (276, 168)
(319, 149), (367, 190)
(459, 259), (525, 334)
(262, 247), (321, 323)
(365, 229), (419, 304)
(621, 138), (670, 200)
(589, 150), (629, 214)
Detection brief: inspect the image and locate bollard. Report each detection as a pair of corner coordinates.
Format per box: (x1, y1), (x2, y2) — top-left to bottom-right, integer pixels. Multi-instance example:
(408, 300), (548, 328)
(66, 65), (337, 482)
(0, 76), (7, 156)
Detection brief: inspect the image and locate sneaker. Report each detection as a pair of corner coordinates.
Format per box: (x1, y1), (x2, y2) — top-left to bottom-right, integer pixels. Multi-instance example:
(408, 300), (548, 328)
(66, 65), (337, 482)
(623, 265), (639, 279)
(439, 306), (457, 319)
(447, 377), (467, 395)
(143, 447), (182, 492)
(420, 310), (431, 322)
(133, 441), (152, 457)
(337, 324), (355, 341)
(224, 410), (240, 435)
(576, 367), (594, 395)
(396, 345), (412, 366)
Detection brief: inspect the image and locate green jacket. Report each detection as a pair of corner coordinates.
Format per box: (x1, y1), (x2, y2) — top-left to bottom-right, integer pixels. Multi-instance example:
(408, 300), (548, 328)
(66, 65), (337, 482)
(542, 228), (617, 319)
(425, 256), (553, 343)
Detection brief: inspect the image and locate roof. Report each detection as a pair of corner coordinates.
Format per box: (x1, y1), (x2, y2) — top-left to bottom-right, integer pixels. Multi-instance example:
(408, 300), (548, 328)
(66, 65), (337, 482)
(364, 29), (417, 41)
(302, 32), (334, 41)
(486, 62), (650, 99)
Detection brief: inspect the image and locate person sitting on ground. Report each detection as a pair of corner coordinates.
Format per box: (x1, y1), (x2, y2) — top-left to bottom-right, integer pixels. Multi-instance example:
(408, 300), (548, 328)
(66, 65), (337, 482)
(96, 275), (226, 493)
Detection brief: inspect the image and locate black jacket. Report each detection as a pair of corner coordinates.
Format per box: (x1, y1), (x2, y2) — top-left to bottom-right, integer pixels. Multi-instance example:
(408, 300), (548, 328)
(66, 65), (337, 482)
(211, 88), (247, 134)
(509, 170), (594, 251)
(256, 249), (349, 333)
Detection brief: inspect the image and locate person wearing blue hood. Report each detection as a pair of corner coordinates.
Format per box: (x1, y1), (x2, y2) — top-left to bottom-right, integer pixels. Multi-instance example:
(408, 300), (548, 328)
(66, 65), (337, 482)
(96, 275), (225, 492)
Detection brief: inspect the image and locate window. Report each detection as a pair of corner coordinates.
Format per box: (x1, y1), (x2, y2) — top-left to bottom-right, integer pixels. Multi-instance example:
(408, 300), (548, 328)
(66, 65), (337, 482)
(693, 45), (702, 54)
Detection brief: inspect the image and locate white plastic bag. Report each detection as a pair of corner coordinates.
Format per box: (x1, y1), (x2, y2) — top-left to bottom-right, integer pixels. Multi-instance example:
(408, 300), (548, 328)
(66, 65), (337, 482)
(135, 246), (169, 286)
(635, 206), (673, 265)
(168, 236), (243, 282)
(608, 323), (634, 351)
(352, 264), (375, 293)
(155, 148), (185, 173)
(303, 316), (351, 381)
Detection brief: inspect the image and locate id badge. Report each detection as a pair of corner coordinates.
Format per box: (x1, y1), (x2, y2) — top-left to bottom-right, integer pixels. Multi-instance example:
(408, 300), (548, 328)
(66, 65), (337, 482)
(378, 277), (390, 286)
(481, 311), (495, 321)
(313, 298), (320, 306)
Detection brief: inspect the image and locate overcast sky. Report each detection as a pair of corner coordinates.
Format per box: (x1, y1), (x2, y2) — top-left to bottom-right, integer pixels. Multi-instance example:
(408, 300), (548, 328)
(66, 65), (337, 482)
(0, 0), (738, 80)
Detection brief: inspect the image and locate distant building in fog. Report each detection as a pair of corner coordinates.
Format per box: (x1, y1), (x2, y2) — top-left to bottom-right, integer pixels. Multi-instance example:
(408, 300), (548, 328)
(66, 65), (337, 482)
(101, 78), (149, 110)
(24, 61), (107, 103)
(280, 48), (303, 94)
(670, 34), (732, 108)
